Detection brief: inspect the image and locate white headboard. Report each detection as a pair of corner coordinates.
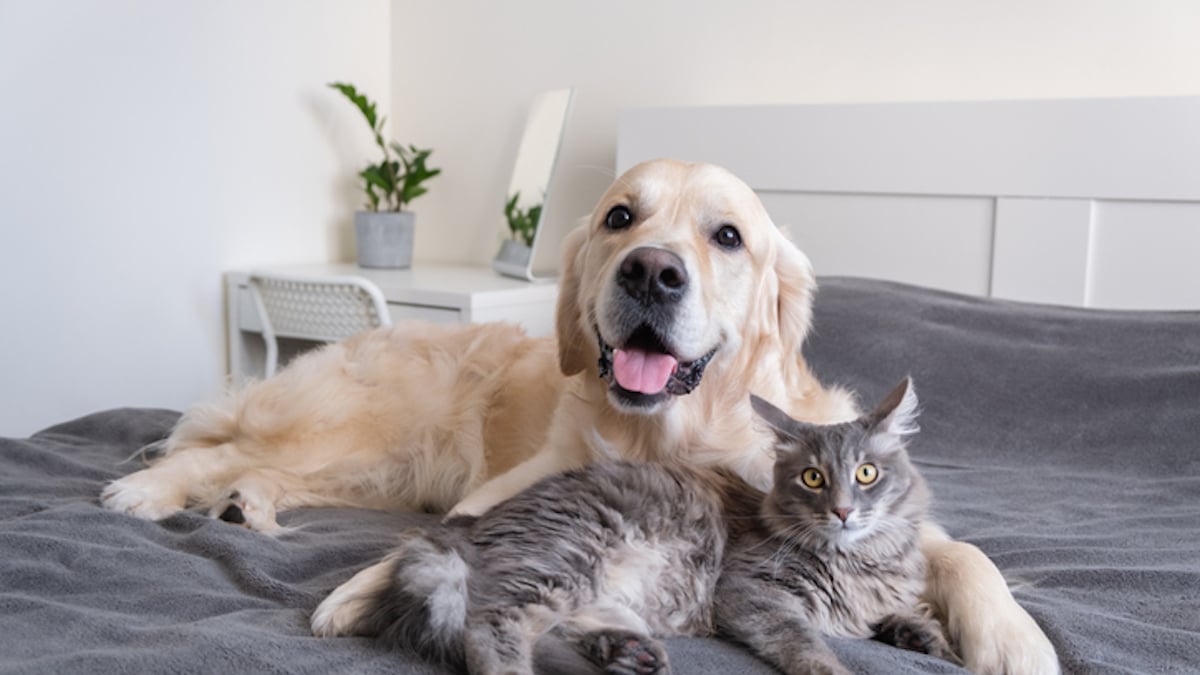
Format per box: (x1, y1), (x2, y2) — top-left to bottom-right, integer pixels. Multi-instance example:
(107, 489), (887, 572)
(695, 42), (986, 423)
(618, 97), (1200, 310)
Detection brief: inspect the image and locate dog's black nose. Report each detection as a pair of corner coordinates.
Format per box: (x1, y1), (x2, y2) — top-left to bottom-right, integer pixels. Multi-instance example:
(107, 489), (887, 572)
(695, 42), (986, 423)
(618, 247), (689, 304)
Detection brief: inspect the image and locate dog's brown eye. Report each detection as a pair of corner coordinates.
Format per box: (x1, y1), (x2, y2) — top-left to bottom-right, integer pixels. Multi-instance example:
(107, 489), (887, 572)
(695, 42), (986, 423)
(605, 205), (634, 231)
(713, 224), (742, 250)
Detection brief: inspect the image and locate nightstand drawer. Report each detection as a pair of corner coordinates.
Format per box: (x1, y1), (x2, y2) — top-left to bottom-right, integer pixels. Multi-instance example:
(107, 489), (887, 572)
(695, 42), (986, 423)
(386, 303), (461, 324)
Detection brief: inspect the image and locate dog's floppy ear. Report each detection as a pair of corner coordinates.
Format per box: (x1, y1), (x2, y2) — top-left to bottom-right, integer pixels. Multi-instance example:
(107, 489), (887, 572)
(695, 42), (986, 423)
(772, 227), (817, 357)
(556, 224), (590, 376)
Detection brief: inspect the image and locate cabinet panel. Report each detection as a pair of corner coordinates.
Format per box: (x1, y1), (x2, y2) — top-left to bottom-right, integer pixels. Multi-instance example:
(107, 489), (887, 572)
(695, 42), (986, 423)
(386, 303), (461, 325)
(1088, 202), (1200, 310)
(760, 191), (995, 296)
(991, 198), (1092, 307)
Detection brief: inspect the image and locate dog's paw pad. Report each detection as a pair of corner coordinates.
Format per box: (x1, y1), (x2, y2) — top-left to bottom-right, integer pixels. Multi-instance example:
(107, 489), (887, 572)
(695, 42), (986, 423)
(218, 503), (246, 524)
(208, 491), (278, 532)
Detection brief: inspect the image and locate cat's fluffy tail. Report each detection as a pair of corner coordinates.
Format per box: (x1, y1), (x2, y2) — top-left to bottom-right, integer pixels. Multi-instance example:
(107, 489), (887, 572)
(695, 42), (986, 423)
(311, 528), (471, 667)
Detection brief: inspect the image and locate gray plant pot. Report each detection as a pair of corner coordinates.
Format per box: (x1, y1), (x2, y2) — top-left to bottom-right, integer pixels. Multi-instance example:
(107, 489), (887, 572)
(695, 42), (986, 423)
(355, 211), (415, 269)
(492, 238), (533, 279)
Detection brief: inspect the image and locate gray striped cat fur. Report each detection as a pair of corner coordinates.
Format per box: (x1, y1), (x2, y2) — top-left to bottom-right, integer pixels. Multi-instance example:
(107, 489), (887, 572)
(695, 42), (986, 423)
(332, 378), (957, 674)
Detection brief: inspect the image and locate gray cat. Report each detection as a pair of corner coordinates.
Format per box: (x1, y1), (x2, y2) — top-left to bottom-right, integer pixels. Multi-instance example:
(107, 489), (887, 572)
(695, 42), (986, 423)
(314, 378), (957, 674)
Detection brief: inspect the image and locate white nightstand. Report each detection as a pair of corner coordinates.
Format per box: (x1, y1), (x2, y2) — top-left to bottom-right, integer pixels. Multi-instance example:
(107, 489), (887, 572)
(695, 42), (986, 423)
(226, 263), (558, 379)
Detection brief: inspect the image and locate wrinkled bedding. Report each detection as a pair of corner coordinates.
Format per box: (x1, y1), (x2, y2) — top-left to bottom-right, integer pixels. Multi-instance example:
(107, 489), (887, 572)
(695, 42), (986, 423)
(2, 277), (1197, 674)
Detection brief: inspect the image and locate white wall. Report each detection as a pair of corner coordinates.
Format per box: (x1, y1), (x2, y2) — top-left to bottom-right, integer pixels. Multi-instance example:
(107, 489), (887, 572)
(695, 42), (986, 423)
(0, 0), (391, 435)
(4, 0), (1199, 435)
(390, 0), (1200, 273)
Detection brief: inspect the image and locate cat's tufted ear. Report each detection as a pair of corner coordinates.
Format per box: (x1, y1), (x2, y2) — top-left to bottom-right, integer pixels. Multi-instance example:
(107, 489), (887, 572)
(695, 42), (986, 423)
(556, 224), (590, 376)
(869, 377), (920, 437)
(751, 394), (808, 440)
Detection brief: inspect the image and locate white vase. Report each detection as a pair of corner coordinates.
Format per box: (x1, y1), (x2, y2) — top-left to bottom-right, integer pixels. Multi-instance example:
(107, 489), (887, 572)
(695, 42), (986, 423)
(355, 211), (415, 269)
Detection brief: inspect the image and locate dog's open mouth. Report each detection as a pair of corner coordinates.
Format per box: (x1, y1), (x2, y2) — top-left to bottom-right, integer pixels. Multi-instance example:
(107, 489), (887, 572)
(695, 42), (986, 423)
(596, 325), (717, 406)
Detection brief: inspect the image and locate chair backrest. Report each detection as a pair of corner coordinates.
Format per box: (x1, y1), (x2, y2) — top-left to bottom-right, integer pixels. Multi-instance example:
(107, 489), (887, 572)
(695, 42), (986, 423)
(247, 273), (391, 376)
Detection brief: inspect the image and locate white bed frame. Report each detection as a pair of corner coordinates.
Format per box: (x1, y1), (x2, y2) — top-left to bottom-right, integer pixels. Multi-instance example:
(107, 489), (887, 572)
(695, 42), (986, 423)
(618, 96), (1200, 310)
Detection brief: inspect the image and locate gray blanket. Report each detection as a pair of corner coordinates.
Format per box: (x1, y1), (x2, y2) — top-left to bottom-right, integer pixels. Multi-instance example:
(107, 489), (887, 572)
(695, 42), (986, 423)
(1, 277), (1197, 674)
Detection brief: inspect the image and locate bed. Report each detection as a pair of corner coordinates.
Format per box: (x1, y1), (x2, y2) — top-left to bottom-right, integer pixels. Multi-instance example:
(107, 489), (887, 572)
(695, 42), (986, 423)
(2, 275), (1198, 674)
(617, 96), (1200, 311)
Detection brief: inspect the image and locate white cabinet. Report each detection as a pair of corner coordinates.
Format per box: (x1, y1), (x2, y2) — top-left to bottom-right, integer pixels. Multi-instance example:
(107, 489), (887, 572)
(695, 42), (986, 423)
(226, 263), (558, 379)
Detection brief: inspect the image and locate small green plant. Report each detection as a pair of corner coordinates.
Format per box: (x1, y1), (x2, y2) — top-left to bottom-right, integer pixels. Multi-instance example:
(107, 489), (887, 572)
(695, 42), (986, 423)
(504, 191), (542, 247)
(328, 82), (440, 212)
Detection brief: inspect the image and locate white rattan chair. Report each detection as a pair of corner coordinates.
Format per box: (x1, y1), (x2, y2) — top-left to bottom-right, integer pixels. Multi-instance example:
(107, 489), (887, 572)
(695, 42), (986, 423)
(247, 272), (392, 376)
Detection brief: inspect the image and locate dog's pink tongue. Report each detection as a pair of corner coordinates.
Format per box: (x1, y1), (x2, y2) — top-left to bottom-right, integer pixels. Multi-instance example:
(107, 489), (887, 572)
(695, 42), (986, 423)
(613, 348), (678, 395)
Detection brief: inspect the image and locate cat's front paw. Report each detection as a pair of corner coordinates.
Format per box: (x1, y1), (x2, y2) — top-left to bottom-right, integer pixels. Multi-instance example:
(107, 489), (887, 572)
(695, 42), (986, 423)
(583, 630), (670, 675)
(873, 613), (961, 664)
(787, 653), (852, 675)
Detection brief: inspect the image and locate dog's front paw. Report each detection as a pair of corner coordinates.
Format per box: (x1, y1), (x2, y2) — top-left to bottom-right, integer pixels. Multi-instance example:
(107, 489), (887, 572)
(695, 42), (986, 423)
(100, 470), (186, 520)
(957, 604), (1060, 675)
(444, 499), (487, 522)
(924, 535), (1060, 675)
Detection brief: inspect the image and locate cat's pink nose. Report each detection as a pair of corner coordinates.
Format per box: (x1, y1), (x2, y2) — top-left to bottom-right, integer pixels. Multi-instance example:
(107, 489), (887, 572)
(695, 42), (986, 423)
(832, 507), (854, 522)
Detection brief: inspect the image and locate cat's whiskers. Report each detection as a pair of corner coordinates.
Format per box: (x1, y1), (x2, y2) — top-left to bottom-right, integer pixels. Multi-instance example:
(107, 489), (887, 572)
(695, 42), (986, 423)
(724, 513), (797, 521)
(763, 531), (802, 577)
(761, 520), (830, 577)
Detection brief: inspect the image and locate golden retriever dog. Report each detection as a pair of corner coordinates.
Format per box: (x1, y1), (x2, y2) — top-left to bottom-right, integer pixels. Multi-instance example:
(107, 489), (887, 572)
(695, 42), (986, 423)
(101, 159), (1057, 674)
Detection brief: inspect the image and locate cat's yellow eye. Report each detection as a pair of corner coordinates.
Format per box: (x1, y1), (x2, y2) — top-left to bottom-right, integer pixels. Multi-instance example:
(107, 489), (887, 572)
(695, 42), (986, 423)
(856, 463), (879, 485)
(799, 468), (825, 489)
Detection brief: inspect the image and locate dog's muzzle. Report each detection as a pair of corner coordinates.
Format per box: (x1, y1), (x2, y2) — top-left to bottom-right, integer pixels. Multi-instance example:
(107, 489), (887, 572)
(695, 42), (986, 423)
(595, 247), (718, 409)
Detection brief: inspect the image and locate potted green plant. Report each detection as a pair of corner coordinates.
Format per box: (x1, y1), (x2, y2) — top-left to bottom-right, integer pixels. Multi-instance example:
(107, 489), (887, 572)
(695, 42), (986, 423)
(329, 82), (440, 269)
(495, 190), (541, 269)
